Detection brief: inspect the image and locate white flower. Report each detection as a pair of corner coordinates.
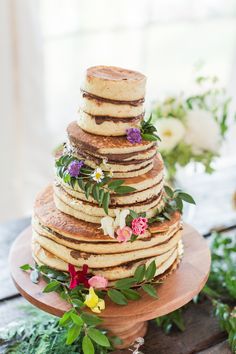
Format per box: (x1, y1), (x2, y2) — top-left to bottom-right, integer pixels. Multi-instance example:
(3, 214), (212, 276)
(100, 209), (130, 238)
(92, 167), (104, 183)
(114, 209), (130, 229)
(184, 109), (221, 153)
(100, 216), (115, 238)
(155, 118), (185, 151)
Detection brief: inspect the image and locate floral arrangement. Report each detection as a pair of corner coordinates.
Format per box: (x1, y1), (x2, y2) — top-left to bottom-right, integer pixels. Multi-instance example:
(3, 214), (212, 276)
(20, 258), (160, 352)
(152, 74), (233, 180)
(56, 155), (136, 214)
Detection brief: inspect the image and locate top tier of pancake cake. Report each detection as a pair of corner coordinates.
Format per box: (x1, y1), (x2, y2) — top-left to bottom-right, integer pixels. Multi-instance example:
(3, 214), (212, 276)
(32, 66), (194, 289)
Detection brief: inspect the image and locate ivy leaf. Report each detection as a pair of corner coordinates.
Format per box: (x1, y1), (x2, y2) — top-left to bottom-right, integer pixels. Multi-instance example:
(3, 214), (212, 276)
(66, 324), (82, 345)
(115, 186), (136, 194)
(142, 284), (158, 298)
(115, 278), (136, 289)
(88, 328), (110, 347)
(145, 260), (157, 281)
(108, 289), (128, 305)
(103, 192), (110, 215)
(81, 313), (102, 326)
(108, 180), (124, 190)
(30, 269), (40, 284)
(43, 280), (60, 293)
(178, 192), (196, 205)
(134, 264), (146, 283)
(82, 335), (94, 354)
(121, 288), (141, 300)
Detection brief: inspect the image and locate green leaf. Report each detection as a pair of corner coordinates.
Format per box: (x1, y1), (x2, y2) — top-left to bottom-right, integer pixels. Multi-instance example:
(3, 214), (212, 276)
(30, 269), (40, 284)
(103, 192), (110, 215)
(141, 133), (161, 142)
(178, 192), (196, 205)
(98, 189), (105, 207)
(164, 185), (174, 198)
(70, 313), (84, 326)
(134, 264), (146, 283)
(77, 178), (85, 191)
(82, 335), (94, 354)
(142, 284), (158, 298)
(81, 313), (102, 326)
(59, 310), (73, 326)
(115, 278), (136, 289)
(145, 260), (157, 281)
(129, 209), (138, 219)
(121, 288), (141, 300)
(88, 328), (110, 347)
(43, 280), (60, 293)
(108, 289), (128, 305)
(92, 184), (100, 202)
(85, 182), (93, 199)
(108, 180), (124, 190)
(20, 264), (33, 271)
(175, 196), (183, 212)
(66, 324), (81, 345)
(115, 186), (136, 194)
(71, 299), (84, 308)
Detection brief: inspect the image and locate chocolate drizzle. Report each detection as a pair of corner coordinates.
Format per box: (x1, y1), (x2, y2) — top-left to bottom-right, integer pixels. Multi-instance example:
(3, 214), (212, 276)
(81, 89), (145, 106)
(93, 113), (144, 125)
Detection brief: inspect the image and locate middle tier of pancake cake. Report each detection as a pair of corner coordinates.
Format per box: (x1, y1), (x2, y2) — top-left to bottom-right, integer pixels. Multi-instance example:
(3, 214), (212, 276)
(32, 185), (183, 285)
(66, 121), (158, 178)
(54, 153), (164, 224)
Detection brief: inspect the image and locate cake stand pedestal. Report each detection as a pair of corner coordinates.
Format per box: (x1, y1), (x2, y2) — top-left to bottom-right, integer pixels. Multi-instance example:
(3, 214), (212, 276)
(9, 224), (211, 349)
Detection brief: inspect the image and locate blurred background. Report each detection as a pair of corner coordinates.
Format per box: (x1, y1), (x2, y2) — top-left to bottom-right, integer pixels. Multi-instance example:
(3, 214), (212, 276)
(1, 0), (236, 233)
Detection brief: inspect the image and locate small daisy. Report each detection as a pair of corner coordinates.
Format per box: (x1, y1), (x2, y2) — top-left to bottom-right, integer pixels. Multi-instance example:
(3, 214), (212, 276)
(92, 167), (104, 183)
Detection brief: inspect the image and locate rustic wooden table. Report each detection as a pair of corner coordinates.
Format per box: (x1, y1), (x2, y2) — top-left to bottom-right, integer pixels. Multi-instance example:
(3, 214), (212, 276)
(0, 218), (233, 354)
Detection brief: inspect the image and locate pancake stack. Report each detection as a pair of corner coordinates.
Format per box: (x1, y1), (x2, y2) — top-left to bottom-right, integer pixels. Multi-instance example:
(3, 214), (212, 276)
(32, 66), (183, 285)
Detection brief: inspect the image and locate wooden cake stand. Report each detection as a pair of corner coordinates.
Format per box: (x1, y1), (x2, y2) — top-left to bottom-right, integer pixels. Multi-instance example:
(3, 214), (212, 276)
(9, 224), (211, 349)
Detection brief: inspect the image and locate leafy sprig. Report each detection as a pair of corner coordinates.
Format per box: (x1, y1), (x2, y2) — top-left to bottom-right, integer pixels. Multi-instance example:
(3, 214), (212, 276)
(20, 259), (160, 350)
(148, 185), (195, 224)
(140, 114), (161, 142)
(56, 155), (136, 214)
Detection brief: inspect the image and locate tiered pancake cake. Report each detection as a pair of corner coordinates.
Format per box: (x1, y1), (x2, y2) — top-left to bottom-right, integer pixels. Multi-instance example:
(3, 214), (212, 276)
(32, 66), (183, 285)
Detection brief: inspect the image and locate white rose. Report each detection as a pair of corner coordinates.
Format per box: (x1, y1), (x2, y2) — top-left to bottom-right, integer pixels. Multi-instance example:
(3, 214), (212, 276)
(185, 109), (221, 153)
(155, 118), (186, 151)
(100, 209), (130, 238)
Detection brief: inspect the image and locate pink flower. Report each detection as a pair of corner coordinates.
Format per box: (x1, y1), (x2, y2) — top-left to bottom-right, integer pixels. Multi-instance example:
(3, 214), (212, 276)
(116, 226), (132, 243)
(131, 217), (148, 236)
(88, 275), (108, 289)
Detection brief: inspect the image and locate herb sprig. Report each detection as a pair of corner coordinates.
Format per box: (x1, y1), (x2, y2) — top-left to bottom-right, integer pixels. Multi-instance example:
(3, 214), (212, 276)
(56, 155), (136, 214)
(141, 114), (161, 142)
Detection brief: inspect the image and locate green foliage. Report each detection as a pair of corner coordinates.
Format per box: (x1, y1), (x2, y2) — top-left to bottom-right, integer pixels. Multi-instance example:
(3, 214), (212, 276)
(141, 114), (161, 142)
(155, 231), (236, 352)
(148, 186), (195, 224)
(155, 309), (185, 333)
(55, 154), (136, 214)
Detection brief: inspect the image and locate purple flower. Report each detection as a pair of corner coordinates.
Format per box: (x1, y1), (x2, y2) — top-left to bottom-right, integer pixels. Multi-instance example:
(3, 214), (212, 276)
(126, 128), (142, 144)
(67, 160), (84, 177)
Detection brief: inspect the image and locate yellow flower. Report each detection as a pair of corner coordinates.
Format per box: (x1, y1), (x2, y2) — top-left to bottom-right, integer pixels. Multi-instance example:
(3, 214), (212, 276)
(84, 287), (105, 313)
